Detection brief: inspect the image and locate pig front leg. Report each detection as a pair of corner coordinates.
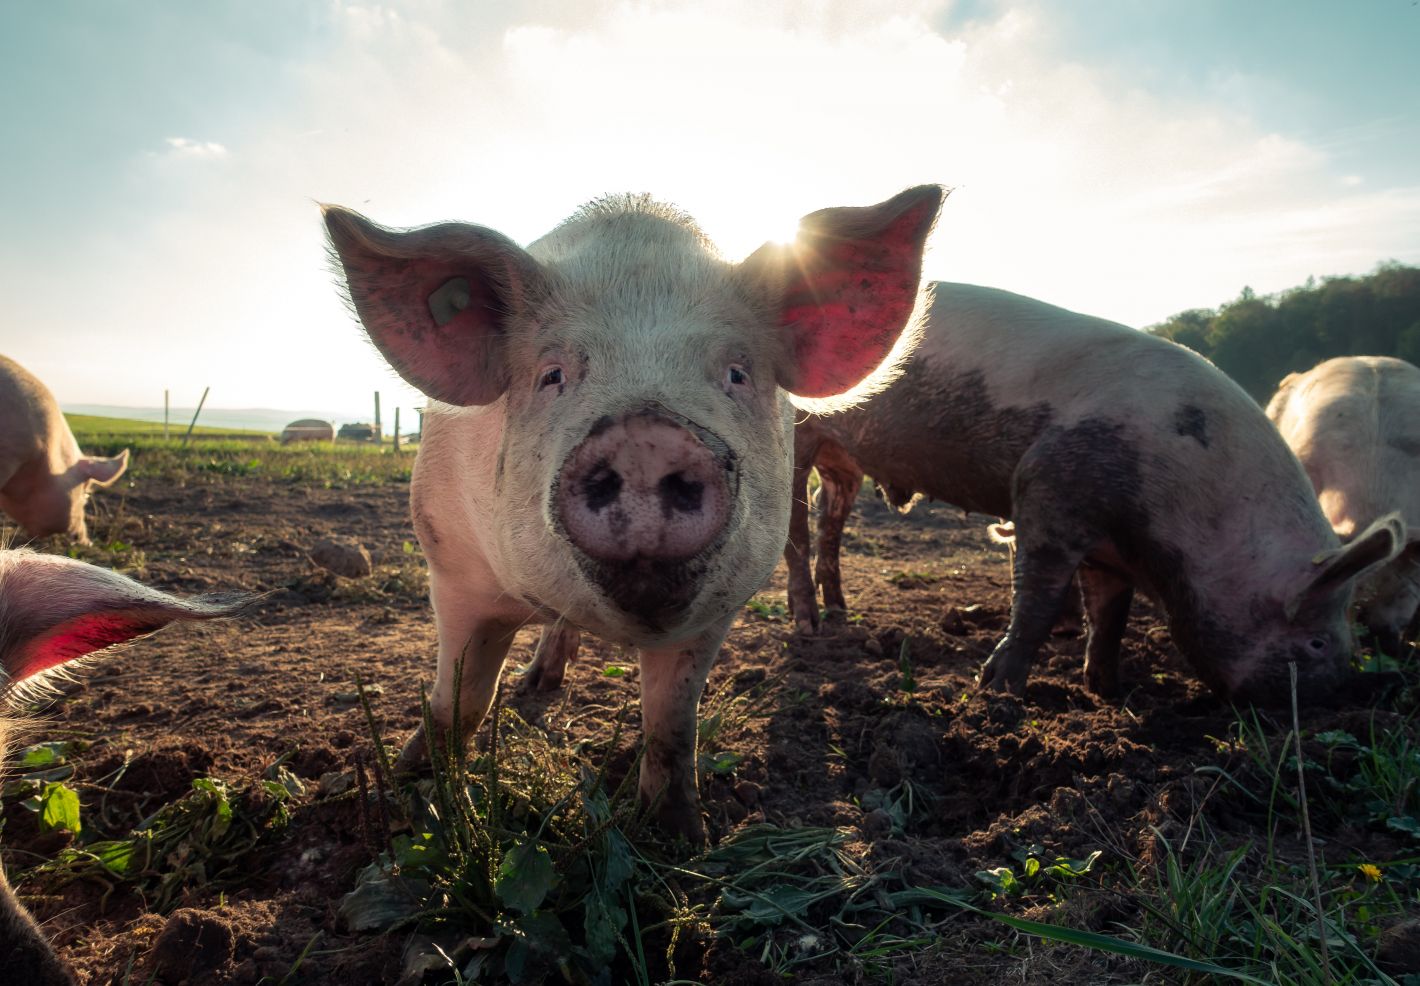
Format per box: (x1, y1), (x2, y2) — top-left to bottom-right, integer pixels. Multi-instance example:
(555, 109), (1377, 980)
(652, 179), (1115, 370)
(395, 574), (524, 773)
(1078, 564), (1133, 698)
(784, 456), (821, 634)
(813, 455), (862, 615)
(978, 500), (1097, 695)
(518, 623), (582, 693)
(636, 617), (729, 846)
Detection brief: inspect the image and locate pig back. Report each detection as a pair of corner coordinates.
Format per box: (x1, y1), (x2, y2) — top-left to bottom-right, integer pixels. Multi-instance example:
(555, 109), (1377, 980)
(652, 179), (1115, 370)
(804, 283), (1268, 522)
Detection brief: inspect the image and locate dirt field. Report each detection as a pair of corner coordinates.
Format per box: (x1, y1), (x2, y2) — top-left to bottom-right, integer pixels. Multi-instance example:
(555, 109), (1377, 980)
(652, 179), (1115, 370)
(5, 467), (1417, 985)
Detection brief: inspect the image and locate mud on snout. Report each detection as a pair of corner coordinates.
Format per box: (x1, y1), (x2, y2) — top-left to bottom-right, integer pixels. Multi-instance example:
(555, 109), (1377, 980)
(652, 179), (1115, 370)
(552, 407), (741, 634)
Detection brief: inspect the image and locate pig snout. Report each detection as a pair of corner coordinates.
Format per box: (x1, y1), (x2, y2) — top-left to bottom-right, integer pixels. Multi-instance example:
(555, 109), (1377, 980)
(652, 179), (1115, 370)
(560, 410), (733, 561)
(557, 410), (736, 627)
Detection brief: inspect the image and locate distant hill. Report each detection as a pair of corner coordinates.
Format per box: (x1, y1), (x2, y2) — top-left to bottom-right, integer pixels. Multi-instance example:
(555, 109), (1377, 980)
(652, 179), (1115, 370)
(61, 405), (369, 434)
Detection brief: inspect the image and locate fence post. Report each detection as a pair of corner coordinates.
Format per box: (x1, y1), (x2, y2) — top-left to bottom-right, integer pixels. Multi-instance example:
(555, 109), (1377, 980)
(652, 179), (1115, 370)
(182, 387), (210, 446)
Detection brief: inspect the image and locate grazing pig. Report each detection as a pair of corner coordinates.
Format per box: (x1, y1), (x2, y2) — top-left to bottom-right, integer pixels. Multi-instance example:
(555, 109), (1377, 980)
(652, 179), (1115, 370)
(0, 548), (248, 985)
(784, 283), (1404, 704)
(0, 356), (129, 544)
(324, 186), (945, 842)
(1267, 356), (1420, 656)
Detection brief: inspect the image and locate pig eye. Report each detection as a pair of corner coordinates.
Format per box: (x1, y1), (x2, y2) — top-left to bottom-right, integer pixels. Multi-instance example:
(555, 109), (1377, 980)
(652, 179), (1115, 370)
(538, 366), (565, 390)
(725, 364), (750, 389)
(1306, 636), (1329, 653)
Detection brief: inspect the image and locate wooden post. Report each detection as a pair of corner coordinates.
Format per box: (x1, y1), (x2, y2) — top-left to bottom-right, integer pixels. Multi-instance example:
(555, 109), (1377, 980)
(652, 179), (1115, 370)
(393, 407), (401, 453)
(164, 389), (170, 440)
(374, 392), (382, 445)
(183, 387), (210, 446)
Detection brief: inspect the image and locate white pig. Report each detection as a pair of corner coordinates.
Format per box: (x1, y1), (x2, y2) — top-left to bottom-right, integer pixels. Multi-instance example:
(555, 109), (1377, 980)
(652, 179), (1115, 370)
(324, 187), (945, 842)
(0, 548), (248, 985)
(0, 356), (129, 544)
(1267, 356), (1420, 656)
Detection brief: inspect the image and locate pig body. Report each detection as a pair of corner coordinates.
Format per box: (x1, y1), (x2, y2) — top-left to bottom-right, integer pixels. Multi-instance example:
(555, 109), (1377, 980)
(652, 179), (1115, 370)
(786, 283), (1403, 703)
(0, 549), (248, 984)
(1267, 356), (1420, 656)
(325, 187), (944, 841)
(0, 356), (129, 543)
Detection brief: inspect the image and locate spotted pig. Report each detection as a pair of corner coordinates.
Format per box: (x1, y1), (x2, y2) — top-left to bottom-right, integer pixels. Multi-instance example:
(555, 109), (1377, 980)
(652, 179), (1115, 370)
(786, 283), (1404, 704)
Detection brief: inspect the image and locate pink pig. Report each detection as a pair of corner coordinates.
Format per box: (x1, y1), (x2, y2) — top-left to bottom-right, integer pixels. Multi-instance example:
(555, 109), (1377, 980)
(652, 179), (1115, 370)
(0, 356), (128, 543)
(324, 187), (945, 841)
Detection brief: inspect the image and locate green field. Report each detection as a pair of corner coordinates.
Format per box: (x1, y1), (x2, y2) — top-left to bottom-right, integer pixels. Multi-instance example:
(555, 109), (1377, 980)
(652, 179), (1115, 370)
(66, 413), (415, 487)
(64, 413), (272, 439)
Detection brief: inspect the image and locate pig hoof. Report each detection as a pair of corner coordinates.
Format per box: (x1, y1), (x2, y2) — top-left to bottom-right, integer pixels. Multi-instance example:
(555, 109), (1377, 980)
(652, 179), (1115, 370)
(516, 662), (566, 694)
(654, 804), (707, 849)
(392, 727), (432, 777)
(977, 659), (1028, 696)
(1084, 668), (1121, 700)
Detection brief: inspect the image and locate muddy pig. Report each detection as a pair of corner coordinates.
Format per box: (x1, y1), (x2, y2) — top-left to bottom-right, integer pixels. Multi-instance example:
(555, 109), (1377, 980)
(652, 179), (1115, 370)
(324, 186), (945, 842)
(1267, 356), (1420, 657)
(783, 282), (1404, 704)
(0, 356), (129, 543)
(0, 548), (248, 984)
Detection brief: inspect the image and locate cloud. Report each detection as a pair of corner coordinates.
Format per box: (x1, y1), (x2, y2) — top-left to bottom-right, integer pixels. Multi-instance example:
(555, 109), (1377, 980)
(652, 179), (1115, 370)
(163, 136), (229, 159)
(3, 0), (1417, 409)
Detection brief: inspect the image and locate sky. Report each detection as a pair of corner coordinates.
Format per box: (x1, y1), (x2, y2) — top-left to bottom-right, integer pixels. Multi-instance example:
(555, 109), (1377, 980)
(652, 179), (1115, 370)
(2, 0), (1417, 418)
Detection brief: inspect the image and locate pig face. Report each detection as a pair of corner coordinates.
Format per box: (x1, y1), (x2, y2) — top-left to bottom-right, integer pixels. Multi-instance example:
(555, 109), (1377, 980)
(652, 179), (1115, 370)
(325, 188), (943, 645)
(1353, 543), (1420, 658)
(1, 451), (128, 544)
(1214, 515), (1406, 704)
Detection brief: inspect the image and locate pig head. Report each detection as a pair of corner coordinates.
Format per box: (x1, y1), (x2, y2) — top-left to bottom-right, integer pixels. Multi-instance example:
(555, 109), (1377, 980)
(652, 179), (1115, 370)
(0, 549), (249, 985)
(325, 186), (943, 841)
(1268, 355), (1420, 657)
(0, 356), (129, 544)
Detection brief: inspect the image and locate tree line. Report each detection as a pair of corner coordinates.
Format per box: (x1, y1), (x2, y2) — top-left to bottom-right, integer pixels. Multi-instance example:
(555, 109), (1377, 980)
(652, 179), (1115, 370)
(1147, 261), (1420, 401)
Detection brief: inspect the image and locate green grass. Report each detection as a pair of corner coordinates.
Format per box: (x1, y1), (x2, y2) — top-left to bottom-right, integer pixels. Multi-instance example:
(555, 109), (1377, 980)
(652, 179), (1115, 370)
(65, 412), (271, 438)
(342, 684), (982, 985)
(7, 748), (293, 913)
(74, 436), (414, 487)
(66, 413), (415, 487)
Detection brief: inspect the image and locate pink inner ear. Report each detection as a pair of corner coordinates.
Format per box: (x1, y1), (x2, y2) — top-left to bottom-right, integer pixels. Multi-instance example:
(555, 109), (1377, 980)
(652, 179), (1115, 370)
(10, 612), (168, 682)
(781, 210), (930, 399)
(352, 256), (508, 406)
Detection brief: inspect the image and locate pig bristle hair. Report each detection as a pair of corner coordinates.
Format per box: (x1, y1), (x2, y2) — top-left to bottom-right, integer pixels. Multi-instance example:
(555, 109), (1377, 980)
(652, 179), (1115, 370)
(786, 280), (937, 415)
(2, 657), (96, 709)
(560, 194), (720, 257)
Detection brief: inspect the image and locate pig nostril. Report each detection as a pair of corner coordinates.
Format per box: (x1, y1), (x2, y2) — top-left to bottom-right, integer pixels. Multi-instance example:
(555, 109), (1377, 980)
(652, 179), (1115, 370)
(659, 473), (704, 515)
(581, 461), (622, 512)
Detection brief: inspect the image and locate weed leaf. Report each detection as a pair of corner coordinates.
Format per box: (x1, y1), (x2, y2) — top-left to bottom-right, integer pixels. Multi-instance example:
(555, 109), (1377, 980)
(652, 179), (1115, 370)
(497, 840), (557, 913)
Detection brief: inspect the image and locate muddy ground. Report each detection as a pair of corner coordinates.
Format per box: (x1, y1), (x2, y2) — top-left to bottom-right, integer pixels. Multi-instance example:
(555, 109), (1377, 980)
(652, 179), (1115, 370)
(4, 471), (1413, 984)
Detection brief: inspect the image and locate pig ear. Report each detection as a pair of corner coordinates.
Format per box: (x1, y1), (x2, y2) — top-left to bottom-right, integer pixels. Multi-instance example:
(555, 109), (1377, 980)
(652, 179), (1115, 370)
(323, 206), (548, 407)
(1286, 513), (1406, 620)
(78, 449), (128, 487)
(0, 550), (250, 687)
(741, 185), (945, 403)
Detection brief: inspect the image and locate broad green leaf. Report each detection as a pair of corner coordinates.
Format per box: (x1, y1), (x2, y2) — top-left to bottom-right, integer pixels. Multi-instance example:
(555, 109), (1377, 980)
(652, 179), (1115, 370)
(496, 841), (557, 914)
(338, 862), (430, 932)
(18, 740), (83, 769)
(39, 781), (81, 834)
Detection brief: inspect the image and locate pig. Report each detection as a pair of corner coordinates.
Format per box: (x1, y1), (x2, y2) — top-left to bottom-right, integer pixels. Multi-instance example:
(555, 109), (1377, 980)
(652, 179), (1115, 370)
(1267, 356), (1420, 657)
(0, 356), (129, 544)
(0, 548), (248, 985)
(781, 283), (1404, 704)
(323, 186), (945, 842)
